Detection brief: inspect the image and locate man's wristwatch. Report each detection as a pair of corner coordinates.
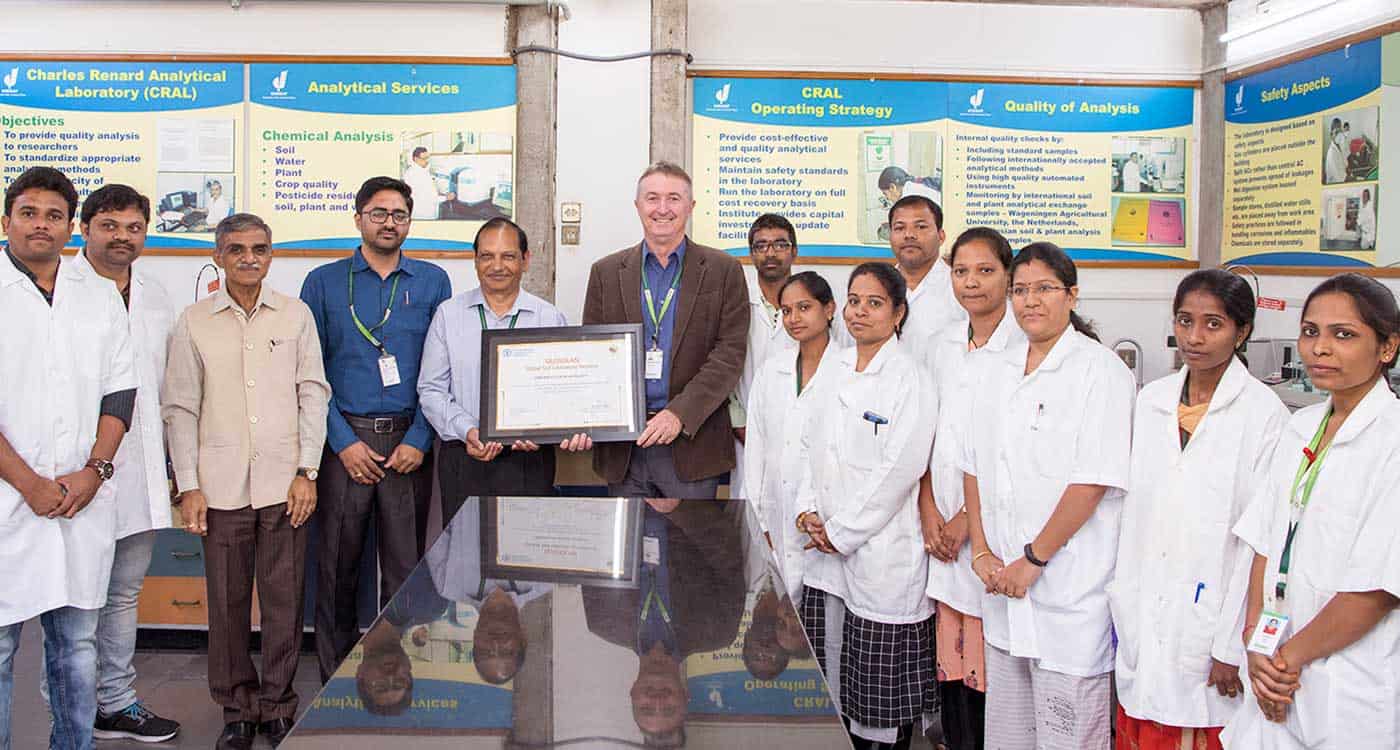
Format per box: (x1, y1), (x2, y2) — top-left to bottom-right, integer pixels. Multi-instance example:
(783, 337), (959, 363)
(85, 458), (115, 483)
(296, 467), (319, 481)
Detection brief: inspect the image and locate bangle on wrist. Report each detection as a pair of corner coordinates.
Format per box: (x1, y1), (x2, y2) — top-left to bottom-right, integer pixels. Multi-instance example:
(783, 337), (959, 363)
(972, 550), (993, 565)
(1024, 542), (1049, 567)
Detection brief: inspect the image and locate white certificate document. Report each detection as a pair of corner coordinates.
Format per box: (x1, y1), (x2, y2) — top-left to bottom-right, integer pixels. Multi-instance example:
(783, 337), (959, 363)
(493, 337), (636, 432)
(495, 497), (630, 575)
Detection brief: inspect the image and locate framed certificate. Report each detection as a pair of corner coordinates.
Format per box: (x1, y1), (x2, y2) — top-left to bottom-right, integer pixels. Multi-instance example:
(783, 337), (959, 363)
(480, 496), (643, 589)
(479, 324), (646, 444)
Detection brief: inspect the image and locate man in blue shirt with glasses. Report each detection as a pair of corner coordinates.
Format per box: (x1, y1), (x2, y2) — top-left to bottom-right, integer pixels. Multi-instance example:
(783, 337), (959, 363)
(300, 176), (452, 683)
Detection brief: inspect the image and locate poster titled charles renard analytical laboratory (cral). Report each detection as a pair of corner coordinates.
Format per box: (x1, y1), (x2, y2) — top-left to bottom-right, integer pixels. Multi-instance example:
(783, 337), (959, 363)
(1224, 34), (1397, 268)
(0, 60), (516, 253)
(691, 77), (1196, 263)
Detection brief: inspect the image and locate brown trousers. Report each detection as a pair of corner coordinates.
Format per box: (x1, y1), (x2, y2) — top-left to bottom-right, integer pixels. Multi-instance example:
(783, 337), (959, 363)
(203, 504), (307, 722)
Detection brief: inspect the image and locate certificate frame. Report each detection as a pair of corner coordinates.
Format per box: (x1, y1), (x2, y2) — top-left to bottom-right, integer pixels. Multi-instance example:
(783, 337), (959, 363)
(480, 496), (643, 590)
(479, 324), (646, 444)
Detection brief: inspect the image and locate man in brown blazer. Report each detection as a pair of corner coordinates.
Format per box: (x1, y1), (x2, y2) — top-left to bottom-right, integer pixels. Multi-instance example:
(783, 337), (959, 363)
(582, 162), (750, 498)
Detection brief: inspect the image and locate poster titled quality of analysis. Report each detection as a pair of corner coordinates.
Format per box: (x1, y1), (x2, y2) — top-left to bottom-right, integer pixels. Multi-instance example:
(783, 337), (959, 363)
(1223, 34), (1396, 267)
(0, 59), (515, 252)
(692, 77), (1196, 262)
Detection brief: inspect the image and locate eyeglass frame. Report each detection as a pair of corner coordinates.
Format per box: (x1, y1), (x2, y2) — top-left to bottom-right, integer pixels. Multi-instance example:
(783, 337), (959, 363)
(1009, 283), (1072, 300)
(360, 208), (412, 226)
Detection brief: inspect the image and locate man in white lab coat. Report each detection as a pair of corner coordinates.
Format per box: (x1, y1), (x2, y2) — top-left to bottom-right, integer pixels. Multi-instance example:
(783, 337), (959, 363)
(1120, 153), (1143, 193)
(401, 147), (454, 221)
(62, 185), (181, 743)
(728, 214), (798, 498)
(0, 167), (138, 750)
(1359, 188), (1376, 249)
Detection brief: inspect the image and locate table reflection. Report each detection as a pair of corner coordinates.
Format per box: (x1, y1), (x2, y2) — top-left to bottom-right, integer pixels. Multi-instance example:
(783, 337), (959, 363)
(283, 498), (847, 749)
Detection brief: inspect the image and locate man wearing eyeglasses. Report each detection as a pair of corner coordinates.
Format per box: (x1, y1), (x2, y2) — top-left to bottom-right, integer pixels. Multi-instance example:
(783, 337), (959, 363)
(299, 176), (452, 684)
(727, 214), (798, 498)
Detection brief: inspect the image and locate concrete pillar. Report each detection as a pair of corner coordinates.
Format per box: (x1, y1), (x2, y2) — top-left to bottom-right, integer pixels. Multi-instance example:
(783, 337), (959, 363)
(511, 4), (560, 301)
(650, 0), (688, 164)
(1198, 4), (1228, 268)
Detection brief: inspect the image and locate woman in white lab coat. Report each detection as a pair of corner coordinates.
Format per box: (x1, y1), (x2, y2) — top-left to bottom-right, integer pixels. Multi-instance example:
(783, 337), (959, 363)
(1222, 273), (1400, 750)
(961, 242), (1135, 750)
(919, 227), (1023, 750)
(797, 262), (936, 750)
(1323, 118), (1347, 184)
(1110, 269), (1289, 750)
(743, 270), (842, 601)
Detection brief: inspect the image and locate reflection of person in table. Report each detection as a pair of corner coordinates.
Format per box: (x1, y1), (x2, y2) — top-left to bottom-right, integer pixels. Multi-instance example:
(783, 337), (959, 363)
(426, 496), (552, 685)
(744, 584), (794, 680)
(583, 500), (746, 745)
(355, 562), (449, 716)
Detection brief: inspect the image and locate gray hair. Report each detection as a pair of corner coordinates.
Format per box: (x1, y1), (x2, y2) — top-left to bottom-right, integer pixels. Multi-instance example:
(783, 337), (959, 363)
(635, 161), (693, 199)
(215, 213), (272, 248)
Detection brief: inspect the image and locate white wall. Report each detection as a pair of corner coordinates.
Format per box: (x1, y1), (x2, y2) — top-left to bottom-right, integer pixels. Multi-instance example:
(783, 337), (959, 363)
(1, 0), (509, 302)
(553, 0), (653, 321)
(689, 0), (1204, 80)
(1224, 0), (1400, 72)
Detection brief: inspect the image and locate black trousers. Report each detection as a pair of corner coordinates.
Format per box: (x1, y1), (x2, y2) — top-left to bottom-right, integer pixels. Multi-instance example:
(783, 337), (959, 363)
(939, 680), (986, 750)
(438, 441), (557, 525)
(313, 425), (433, 682)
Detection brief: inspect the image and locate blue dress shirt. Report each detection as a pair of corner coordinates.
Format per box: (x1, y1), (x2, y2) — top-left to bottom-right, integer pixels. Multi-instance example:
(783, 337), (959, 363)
(642, 240), (685, 411)
(416, 287), (569, 443)
(299, 248), (452, 453)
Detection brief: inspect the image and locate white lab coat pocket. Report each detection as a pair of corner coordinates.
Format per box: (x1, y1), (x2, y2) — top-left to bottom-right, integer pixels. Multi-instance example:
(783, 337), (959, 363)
(840, 406), (883, 474)
(1179, 582), (1219, 676)
(1031, 426), (1074, 481)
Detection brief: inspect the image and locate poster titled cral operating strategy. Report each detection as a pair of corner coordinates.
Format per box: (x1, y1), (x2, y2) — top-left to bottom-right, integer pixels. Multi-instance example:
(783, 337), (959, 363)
(691, 77), (1196, 263)
(0, 59), (515, 252)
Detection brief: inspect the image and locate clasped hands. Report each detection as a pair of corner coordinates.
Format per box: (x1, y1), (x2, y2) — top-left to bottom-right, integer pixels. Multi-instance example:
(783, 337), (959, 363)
(971, 550), (1043, 599)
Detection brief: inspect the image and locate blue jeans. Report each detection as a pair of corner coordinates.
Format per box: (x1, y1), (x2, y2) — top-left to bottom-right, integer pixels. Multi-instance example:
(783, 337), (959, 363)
(0, 606), (100, 750)
(40, 531), (155, 714)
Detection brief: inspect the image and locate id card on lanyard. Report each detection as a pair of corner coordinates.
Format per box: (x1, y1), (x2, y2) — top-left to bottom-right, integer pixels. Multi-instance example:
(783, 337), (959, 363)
(349, 264), (402, 387)
(642, 260), (681, 381)
(1250, 409), (1333, 656)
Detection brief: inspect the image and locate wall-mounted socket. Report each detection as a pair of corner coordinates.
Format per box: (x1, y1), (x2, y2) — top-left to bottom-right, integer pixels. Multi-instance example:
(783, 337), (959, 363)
(560, 202), (582, 224)
(561, 224), (581, 245)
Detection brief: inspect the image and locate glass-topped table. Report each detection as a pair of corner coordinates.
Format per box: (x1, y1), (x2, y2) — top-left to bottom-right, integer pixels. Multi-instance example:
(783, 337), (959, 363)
(282, 498), (849, 749)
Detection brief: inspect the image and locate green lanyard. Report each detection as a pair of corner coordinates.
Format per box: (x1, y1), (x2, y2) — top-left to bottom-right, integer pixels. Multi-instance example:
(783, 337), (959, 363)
(348, 264), (400, 353)
(795, 352), (804, 397)
(1276, 409), (1332, 602)
(639, 576), (672, 624)
(641, 260), (682, 348)
(477, 304), (521, 330)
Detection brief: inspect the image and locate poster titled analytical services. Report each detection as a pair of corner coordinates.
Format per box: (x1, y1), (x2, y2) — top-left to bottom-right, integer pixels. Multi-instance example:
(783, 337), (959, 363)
(249, 63), (515, 251)
(1223, 34), (1396, 267)
(691, 77), (1196, 262)
(0, 60), (245, 250)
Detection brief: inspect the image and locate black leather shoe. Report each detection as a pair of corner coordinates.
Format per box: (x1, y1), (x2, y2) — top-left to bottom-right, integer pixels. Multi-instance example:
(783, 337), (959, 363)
(259, 717), (295, 747)
(215, 720), (256, 750)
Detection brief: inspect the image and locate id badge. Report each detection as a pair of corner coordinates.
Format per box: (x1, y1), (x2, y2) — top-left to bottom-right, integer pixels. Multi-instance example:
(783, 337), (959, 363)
(1246, 610), (1291, 656)
(645, 348), (664, 380)
(378, 354), (402, 387)
(643, 535), (661, 565)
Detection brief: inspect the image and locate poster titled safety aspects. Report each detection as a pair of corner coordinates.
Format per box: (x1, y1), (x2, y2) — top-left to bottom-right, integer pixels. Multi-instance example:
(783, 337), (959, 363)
(0, 59), (515, 253)
(691, 77), (1196, 262)
(248, 63), (515, 251)
(0, 61), (245, 251)
(1223, 35), (1395, 267)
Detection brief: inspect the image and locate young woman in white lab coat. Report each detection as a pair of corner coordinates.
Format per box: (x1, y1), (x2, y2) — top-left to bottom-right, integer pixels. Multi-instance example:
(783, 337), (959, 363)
(1110, 269), (1290, 750)
(960, 242), (1135, 750)
(918, 227), (1023, 750)
(743, 271), (842, 601)
(797, 262), (936, 750)
(1222, 273), (1400, 750)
